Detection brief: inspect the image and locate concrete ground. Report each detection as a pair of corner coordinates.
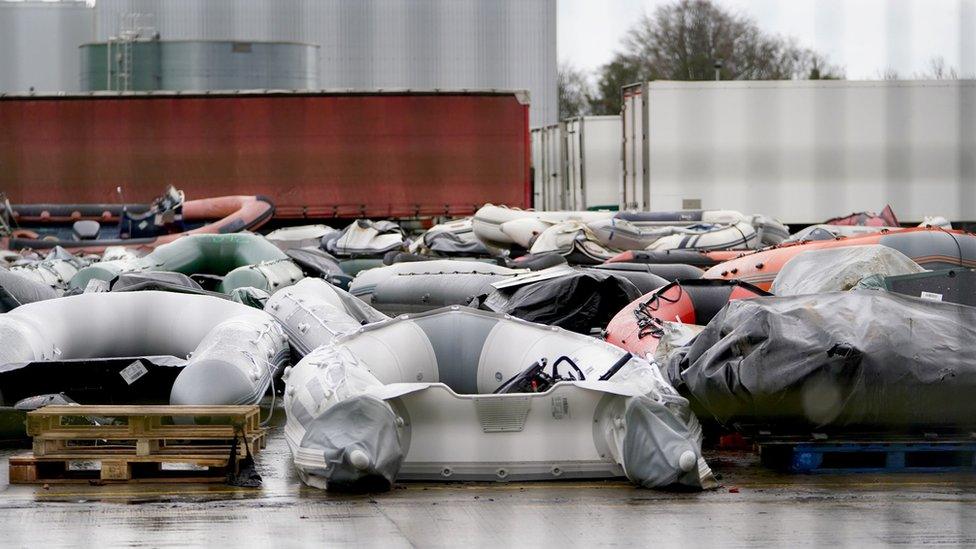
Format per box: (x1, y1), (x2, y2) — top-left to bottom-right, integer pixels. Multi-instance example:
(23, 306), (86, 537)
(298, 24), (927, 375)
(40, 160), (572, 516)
(0, 414), (974, 548)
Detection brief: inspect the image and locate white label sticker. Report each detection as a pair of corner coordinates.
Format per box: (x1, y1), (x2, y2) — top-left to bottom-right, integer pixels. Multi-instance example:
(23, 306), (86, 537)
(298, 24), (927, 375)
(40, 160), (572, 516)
(120, 361), (148, 385)
(84, 279), (110, 293)
(551, 396), (570, 420)
(920, 291), (943, 302)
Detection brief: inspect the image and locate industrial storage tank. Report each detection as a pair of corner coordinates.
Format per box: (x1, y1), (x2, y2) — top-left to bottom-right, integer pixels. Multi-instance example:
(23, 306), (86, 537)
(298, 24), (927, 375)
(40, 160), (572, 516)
(0, 0), (93, 93)
(80, 40), (318, 91)
(92, 0), (557, 126)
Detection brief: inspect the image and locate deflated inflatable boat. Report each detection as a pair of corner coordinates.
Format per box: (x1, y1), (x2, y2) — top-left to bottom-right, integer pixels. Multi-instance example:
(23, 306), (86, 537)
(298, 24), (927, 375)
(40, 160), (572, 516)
(0, 291), (288, 406)
(71, 233), (303, 294)
(283, 307), (714, 491)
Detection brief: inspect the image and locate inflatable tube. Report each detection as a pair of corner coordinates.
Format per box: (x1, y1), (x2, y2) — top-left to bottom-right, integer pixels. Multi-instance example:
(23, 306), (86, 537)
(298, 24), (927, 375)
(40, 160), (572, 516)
(265, 225), (339, 251)
(9, 258), (81, 292)
(605, 279), (771, 360)
(265, 278), (388, 357)
(371, 272), (508, 316)
(0, 268), (58, 312)
(2, 195), (275, 254)
(283, 307), (714, 491)
(70, 233), (304, 294)
(0, 291), (288, 406)
(349, 260), (522, 304)
(604, 249), (723, 268)
(705, 227), (976, 290)
(590, 262), (704, 282)
(472, 204), (613, 246)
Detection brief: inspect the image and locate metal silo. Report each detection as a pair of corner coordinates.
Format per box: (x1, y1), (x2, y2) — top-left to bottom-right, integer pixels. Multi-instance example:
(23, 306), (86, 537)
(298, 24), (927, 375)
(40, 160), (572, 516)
(93, 0), (557, 126)
(80, 40), (318, 91)
(0, 0), (94, 93)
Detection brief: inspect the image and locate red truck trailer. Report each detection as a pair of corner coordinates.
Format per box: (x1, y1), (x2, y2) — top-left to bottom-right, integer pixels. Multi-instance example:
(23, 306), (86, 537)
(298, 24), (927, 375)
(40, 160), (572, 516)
(0, 90), (531, 219)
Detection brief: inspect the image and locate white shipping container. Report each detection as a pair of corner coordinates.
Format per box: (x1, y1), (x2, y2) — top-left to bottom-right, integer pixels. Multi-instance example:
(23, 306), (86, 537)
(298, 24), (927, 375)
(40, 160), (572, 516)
(564, 115), (622, 211)
(624, 80), (976, 223)
(531, 125), (563, 210)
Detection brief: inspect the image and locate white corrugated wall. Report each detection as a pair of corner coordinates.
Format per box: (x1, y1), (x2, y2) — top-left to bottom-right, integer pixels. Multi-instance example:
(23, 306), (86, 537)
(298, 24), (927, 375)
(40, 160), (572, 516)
(0, 1), (94, 93)
(93, 0), (557, 126)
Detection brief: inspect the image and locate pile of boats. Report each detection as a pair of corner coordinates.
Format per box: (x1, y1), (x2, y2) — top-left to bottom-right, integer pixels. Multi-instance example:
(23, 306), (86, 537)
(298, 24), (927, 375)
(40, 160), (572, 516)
(2, 197), (975, 492)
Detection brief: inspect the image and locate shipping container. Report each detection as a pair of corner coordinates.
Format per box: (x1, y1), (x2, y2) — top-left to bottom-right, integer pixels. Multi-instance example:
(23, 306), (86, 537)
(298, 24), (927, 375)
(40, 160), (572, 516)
(0, 90), (531, 219)
(564, 116), (622, 211)
(530, 124), (563, 210)
(622, 80), (976, 223)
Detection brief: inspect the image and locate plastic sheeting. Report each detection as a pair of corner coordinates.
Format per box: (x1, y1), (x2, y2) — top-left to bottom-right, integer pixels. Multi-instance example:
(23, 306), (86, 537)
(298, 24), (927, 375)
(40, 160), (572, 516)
(484, 270), (642, 334)
(667, 291), (976, 431)
(771, 245), (925, 296)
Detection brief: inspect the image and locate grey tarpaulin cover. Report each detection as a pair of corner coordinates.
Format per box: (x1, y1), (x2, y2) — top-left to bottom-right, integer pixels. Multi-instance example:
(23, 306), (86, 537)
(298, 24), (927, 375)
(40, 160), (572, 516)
(484, 270), (642, 334)
(771, 244), (924, 295)
(299, 395), (403, 490)
(0, 267), (58, 312)
(667, 290), (976, 431)
(111, 271), (206, 293)
(622, 394), (713, 488)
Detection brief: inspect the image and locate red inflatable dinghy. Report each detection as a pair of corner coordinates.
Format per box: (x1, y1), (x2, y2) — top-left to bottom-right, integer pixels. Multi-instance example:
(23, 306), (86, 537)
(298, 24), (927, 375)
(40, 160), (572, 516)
(604, 279), (770, 359)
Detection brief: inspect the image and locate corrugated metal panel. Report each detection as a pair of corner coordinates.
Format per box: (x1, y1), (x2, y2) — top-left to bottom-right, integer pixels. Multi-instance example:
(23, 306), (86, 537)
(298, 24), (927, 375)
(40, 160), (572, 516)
(93, 0), (557, 126)
(0, 1), (94, 93)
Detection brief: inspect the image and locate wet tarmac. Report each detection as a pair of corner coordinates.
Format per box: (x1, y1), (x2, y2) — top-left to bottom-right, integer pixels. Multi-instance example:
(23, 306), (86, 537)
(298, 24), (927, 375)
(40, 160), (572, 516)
(1, 412), (975, 548)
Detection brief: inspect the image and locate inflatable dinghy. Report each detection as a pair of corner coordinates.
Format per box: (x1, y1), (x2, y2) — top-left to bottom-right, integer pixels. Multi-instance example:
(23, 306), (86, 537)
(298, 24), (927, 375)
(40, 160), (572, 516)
(283, 307), (714, 491)
(2, 187), (274, 254)
(410, 218), (495, 257)
(325, 220), (406, 258)
(71, 233), (304, 294)
(591, 211), (788, 251)
(7, 248), (86, 292)
(605, 280), (771, 359)
(705, 227), (976, 290)
(266, 278), (388, 357)
(0, 291), (288, 406)
(349, 260), (523, 305)
(472, 204), (613, 247)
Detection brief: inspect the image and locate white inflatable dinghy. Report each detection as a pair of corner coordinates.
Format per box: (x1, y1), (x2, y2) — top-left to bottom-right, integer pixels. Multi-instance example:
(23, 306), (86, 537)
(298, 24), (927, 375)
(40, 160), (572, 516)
(265, 225), (340, 251)
(349, 259), (523, 305)
(266, 278), (388, 357)
(0, 291), (288, 406)
(472, 204), (613, 247)
(283, 307), (714, 491)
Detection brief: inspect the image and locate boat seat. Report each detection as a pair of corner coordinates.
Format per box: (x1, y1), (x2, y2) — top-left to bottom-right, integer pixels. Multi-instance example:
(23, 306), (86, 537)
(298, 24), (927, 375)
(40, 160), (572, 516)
(72, 220), (100, 240)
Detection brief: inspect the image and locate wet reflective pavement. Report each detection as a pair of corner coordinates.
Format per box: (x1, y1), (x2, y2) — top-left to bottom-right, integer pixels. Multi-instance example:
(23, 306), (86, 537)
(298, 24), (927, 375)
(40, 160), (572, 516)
(0, 413), (974, 547)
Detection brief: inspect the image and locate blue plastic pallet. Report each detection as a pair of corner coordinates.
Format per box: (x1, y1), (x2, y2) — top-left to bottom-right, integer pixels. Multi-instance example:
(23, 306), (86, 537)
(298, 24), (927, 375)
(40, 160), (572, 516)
(784, 442), (976, 474)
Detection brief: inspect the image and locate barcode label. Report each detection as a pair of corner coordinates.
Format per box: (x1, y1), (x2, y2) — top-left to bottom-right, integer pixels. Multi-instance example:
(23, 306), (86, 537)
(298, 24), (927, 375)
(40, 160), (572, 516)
(120, 361), (148, 385)
(920, 291), (943, 302)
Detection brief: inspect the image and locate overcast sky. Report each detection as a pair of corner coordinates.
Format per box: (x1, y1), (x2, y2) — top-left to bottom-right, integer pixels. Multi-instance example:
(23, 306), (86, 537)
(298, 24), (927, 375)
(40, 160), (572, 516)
(558, 0), (976, 80)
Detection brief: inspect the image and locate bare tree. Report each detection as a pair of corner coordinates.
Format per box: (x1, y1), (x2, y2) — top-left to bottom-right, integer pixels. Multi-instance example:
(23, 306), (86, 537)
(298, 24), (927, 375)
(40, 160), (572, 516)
(915, 56), (959, 80)
(558, 62), (594, 120)
(590, 0), (843, 114)
(878, 67), (901, 80)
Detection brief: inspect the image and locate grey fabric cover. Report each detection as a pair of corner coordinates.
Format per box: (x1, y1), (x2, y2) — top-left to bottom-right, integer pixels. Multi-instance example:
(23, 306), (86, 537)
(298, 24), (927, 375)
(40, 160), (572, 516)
(668, 291), (976, 431)
(0, 267), (58, 312)
(111, 271), (205, 293)
(622, 395), (706, 488)
(229, 287), (271, 309)
(299, 395), (404, 490)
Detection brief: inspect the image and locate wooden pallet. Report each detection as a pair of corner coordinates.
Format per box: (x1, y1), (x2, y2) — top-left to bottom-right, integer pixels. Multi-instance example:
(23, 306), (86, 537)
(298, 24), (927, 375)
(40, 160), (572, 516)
(10, 405), (265, 484)
(760, 440), (976, 474)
